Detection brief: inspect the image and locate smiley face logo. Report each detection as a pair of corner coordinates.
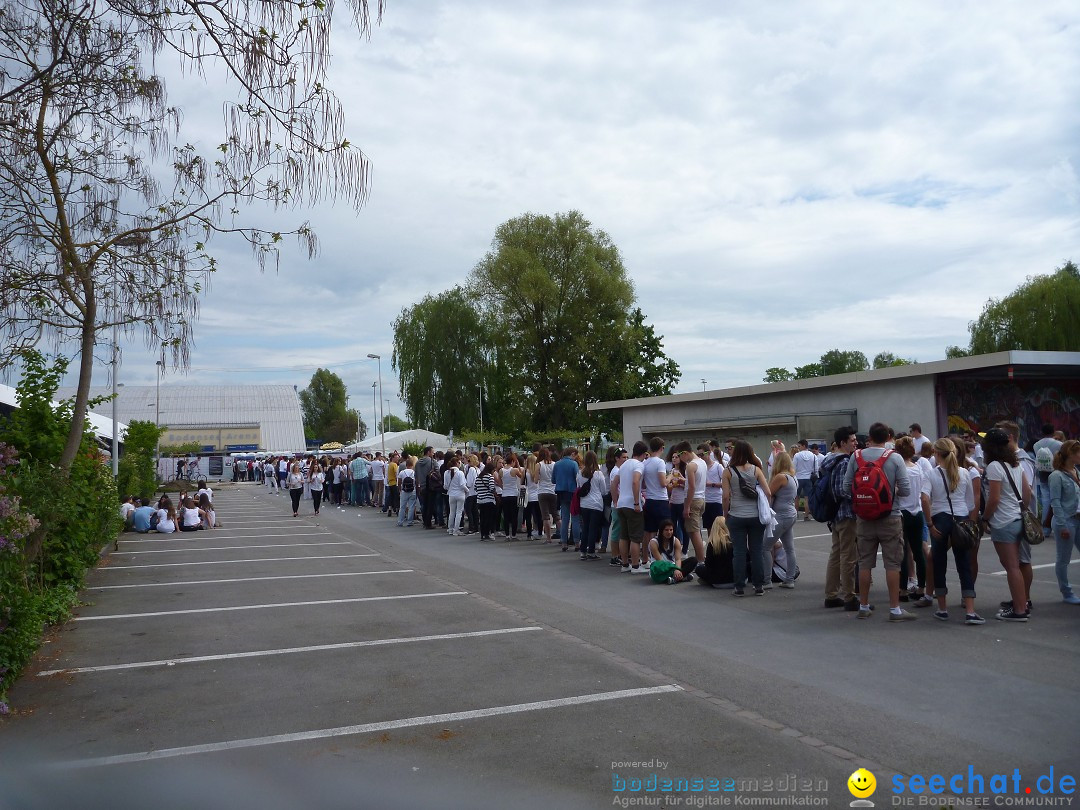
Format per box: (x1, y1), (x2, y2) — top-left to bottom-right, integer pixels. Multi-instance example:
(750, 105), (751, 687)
(848, 768), (877, 799)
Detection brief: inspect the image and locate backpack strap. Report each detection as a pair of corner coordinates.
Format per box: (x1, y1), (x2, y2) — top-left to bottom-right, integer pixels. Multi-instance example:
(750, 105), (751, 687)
(938, 467), (956, 517)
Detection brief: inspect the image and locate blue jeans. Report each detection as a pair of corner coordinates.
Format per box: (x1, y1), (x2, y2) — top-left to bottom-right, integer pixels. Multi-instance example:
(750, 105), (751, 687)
(728, 514), (765, 588)
(558, 491), (579, 546)
(930, 513), (976, 597)
(1037, 477), (1053, 537)
(397, 491), (418, 525)
(1052, 515), (1080, 596)
(580, 507), (603, 555)
(669, 501), (686, 543)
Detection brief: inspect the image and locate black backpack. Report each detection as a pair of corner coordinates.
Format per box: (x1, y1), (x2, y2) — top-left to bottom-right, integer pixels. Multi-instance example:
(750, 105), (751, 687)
(401, 474), (415, 493)
(427, 466), (443, 492)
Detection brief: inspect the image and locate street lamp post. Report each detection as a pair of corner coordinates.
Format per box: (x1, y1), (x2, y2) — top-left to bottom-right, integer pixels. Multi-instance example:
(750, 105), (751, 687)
(384, 399), (391, 435)
(367, 353), (385, 457)
(371, 381), (377, 449)
(701, 379), (707, 391)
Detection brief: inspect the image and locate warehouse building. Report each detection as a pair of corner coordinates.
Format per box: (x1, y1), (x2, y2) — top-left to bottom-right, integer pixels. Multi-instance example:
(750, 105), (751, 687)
(588, 351), (1080, 457)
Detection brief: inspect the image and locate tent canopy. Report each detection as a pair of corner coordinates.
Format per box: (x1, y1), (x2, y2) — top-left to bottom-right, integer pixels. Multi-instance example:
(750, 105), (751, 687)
(343, 429), (455, 455)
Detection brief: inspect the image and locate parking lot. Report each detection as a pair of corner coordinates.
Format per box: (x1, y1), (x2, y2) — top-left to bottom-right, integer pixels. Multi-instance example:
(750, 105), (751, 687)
(1, 484), (1077, 808)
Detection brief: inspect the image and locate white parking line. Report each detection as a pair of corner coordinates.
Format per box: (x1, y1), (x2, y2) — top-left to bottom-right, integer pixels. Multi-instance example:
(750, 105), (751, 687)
(103, 553), (379, 570)
(991, 559), (1077, 576)
(87, 570), (413, 590)
(38, 627), (542, 676)
(73, 591), (468, 621)
(65, 684), (683, 767)
(118, 532), (333, 542)
(115, 542), (350, 555)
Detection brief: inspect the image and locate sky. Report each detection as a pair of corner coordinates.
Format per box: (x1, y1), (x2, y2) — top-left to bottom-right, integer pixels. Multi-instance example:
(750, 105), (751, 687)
(30, 0), (1080, 428)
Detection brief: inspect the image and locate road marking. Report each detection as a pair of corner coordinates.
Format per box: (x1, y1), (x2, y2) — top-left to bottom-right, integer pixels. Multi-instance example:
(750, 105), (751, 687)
(990, 559), (1077, 576)
(102, 553), (379, 570)
(38, 627), (542, 676)
(86, 570), (413, 590)
(64, 684), (682, 767)
(118, 532), (333, 542)
(73, 591), (468, 621)
(115, 542), (349, 555)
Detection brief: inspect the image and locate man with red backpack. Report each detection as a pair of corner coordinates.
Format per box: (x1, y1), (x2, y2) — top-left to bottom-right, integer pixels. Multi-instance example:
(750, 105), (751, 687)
(843, 422), (915, 621)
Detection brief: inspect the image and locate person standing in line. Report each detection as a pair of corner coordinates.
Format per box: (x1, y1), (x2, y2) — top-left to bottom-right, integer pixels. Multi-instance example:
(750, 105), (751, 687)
(576, 451), (608, 560)
(1049, 440), (1080, 604)
(641, 437), (669, 556)
(396, 457), (418, 527)
(792, 440), (817, 521)
(463, 454), (479, 533)
(500, 453), (525, 541)
(386, 452), (400, 517)
(909, 423), (931, 456)
(615, 442), (649, 574)
(981, 428), (1034, 621)
(371, 452), (387, 510)
(524, 453), (542, 540)
(843, 422), (915, 621)
(677, 442), (708, 562)
(554, 447), (581, 550)
(894, 437), (932, 606)
(1034, 424), (1063, 538)
(607, 447), (627, 566)
(475, 462), (498, 540)
(702, 445), (725, 535)
(768, 451), (799, 589)
(414, 446), (435, 530)
(443, 455), (468, 536)
(722, 440), (771, 596)
(537, 447), (558, 543)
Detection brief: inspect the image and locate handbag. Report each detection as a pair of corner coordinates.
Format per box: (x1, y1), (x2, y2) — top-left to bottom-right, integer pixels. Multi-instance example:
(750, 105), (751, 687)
(939, 469), (978, 552)
(731, 466), (758, 499)
(998, 462), (1043, 545)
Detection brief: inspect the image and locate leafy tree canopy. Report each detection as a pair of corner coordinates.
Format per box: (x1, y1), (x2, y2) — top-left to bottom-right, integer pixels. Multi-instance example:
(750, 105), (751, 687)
(299, 369), (365, 443)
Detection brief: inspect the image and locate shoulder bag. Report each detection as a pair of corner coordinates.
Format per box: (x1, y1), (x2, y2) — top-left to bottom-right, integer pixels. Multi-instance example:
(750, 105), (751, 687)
(938, 468), (978, 552)
(999, 462), (1043, 545)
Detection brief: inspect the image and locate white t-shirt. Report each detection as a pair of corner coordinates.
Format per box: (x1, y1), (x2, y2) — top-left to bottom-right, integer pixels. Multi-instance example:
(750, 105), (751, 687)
(911, 435), (930, 455)
(897, 462), (930, 514)
(986, 461), (1025, 528)
(465, 466), (479, 497)
(371, 459), (386, 482)
(181, 507), (202, 528)
(120, 502), (136, 520)
(704, 459), (724, 504)
(616, 459), (643, 510)
(966, 465), (981, 513)
(309, 471), (325, 492)
(196, 487), (213, 503)
(154, 510), (175, 533)
(687, 457), (707, 501)
(927, 466), (972, 517)
(525, 469), (539, 502)
(609, 464), (621, 502)
(642, 456), (667, 501)
(793, 450), (816, 480)
(576, 469), (608, 511)
(398, 469), (416, 491)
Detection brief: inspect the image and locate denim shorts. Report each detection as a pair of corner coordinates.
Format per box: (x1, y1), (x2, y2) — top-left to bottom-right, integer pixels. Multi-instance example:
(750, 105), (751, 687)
(989, 519), (1032, 564)
(644, 499), (669, 532)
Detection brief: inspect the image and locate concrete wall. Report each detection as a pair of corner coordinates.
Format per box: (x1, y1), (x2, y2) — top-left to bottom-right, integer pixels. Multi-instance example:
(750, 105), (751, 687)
(622, 376), (938, 460)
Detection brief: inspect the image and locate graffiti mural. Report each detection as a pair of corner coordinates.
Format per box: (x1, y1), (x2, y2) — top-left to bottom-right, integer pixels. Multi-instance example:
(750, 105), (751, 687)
(945, 377), (1080, 447)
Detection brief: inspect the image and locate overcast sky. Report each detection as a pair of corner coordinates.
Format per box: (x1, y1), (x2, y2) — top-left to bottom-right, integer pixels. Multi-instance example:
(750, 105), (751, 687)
(37, 0), (1080, 427)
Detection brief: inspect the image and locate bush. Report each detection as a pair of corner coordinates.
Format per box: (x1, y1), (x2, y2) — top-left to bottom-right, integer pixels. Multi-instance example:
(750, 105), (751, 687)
(116, 420), (165, 502)
(400, 441), (426, 460)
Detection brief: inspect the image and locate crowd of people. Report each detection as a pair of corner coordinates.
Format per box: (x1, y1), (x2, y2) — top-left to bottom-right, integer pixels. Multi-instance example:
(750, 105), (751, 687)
(121, 480), (217, 533)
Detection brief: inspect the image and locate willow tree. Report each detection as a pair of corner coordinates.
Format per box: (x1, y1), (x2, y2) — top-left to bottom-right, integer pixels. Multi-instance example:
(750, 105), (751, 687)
(0, 0), (380, 468)
(965, 260), (1080, 354)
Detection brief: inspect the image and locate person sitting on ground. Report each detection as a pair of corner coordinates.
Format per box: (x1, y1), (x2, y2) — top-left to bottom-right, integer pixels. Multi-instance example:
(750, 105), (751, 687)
(649, 519), (697, 583)
(196, 479), (213, 504)
(155, 496), (177, 534)
(131, 498), (155, 533)
(695, 516), (735, 587)
(179, 496), (207, 532)
(119, 495), (136, 529)
(198, 493), (216, 529)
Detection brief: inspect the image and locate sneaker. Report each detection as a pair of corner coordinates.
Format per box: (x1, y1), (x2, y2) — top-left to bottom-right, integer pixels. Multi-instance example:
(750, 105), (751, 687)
(913, 595), (933, 608)
(586, 554), (600, 560)
(665, 577), (675, 585)
(965, 613), (986, 625)
(621, 566), (631, 573)
(754, 586), (765, 596)
(1062, 594), (1080, 605)
(779, 581), (795, 589)
(631, 565), (649, 574)
(933, 610), (949, 621)
(610, 557), (623, 567)
(683, 572), (694, 582)
(889, 609), (917, 622)
(761, 583), (773, 590)
(733, 587), (745, 597)
(857, 606), (872, 619)
(580, 553), (587, 560)
(995, 608), (1029, 622)
(823, 597), (845, 608)
(843, 598), (861, 612)
(999, 599), (1033, 612)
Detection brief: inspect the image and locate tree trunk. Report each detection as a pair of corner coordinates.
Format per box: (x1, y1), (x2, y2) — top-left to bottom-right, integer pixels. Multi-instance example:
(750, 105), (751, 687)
(60, 294), (96, 470)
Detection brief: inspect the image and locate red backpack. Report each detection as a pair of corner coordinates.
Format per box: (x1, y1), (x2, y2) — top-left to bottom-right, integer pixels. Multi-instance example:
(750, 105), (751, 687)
(851, 449), (895, 520)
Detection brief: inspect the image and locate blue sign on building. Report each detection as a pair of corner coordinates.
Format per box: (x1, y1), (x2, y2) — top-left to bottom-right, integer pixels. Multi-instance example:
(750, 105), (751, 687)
(226, 444), (259, 452)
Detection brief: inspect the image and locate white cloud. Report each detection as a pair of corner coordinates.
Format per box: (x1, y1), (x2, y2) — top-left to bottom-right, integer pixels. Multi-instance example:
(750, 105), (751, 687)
(57, 0), (1080, 408)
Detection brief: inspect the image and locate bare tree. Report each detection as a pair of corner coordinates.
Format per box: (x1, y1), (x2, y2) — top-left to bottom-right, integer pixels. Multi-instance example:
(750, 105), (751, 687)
(0, 0), (380, 468)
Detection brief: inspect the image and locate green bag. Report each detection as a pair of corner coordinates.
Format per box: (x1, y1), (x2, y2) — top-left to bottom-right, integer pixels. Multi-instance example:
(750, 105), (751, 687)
(649, 559), (677, 583)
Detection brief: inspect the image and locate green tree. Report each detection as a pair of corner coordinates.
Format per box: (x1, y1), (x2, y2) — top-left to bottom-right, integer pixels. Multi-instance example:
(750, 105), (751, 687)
(964, 260), (1080, 354)
(298, 369), (365, 442)
(819, 349), (869, 376)
(872, 352), (915, 369)
(764, 367), (795, 383)
(384, 414), (411, 433)
(793, 362), (823, 379)
(392, 287), (490, 434)
(0, 0), (380, 469)
(117, 420), (167, 500)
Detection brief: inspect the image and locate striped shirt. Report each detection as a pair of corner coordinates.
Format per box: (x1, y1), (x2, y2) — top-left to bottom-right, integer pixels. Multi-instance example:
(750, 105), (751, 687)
(476, 473), (496, 505)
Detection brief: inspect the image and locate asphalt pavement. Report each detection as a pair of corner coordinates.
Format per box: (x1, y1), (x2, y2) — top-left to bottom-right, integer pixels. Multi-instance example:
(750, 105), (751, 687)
(1, 483), (1077, 809)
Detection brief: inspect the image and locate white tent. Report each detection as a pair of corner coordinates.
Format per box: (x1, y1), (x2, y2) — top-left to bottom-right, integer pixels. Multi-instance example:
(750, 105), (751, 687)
(343, 429), (456, 455)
